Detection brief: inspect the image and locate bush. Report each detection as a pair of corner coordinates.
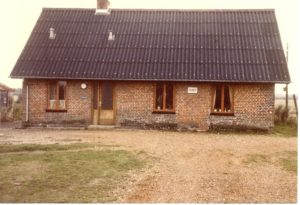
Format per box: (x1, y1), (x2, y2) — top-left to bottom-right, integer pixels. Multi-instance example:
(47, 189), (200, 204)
(12, 104), (22, 121)
(273, 123), (298, 137)
(0, 107), (11, 122)
(0, 103), (22, 122)
(274, 105), (290, 124)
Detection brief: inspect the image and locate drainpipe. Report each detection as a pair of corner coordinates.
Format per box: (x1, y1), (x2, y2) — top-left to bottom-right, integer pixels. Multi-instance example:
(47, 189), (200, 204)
(26, 85), (29, 122)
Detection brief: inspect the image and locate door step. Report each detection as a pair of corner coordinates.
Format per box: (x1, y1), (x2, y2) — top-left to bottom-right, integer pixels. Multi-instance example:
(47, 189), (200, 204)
(88, 125), (116, 130)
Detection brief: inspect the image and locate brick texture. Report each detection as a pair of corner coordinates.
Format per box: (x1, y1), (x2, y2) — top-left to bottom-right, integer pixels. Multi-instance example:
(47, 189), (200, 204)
(115, 82), (177, 128)
(23, 79), (92, 125)
(234, 83), (274, 128)
(175, 83), (211, 130)
(210, 83), (274, 130)
(22, 79), (275, 130)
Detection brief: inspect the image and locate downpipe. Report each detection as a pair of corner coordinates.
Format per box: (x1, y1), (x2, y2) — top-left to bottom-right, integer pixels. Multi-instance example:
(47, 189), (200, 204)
(26, 85), (29, 122)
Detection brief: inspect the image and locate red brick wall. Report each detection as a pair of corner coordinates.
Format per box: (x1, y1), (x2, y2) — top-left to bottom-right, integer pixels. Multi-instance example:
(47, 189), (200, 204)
(115, 82), (274, 130)
(115, 82), (177, 127)
(23, 79), (92, 125)
(234, 83), (274, 128)
(175, 83), (211, 130)
(209, 83), (274, 130)
(23, 79), (274, 130)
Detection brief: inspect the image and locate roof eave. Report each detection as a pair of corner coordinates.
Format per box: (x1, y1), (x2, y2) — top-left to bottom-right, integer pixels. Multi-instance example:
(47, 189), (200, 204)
(10, 75), (291, 84)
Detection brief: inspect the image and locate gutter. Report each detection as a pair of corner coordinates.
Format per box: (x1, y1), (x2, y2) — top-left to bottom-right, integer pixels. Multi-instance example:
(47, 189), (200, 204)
(9, 75), (292, 84)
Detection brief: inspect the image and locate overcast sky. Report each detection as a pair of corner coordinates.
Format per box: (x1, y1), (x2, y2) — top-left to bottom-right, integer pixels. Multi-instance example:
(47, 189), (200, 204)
(0, 0), (298, 95)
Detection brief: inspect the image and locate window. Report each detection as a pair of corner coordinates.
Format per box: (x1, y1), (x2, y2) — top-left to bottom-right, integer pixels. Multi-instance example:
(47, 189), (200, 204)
(101, 82), (113, 110)
(0, 91), (8, 107)
(154, 83), (174, 112)
(212, 84), (233, 114)
(48, 81), (66, 110)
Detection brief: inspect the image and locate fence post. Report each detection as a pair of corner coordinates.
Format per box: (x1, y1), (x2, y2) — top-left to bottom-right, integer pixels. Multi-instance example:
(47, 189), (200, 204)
(293, 94), (298, 120)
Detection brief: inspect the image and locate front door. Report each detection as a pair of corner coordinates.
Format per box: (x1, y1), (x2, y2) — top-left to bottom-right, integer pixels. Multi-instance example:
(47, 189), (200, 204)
(99, 82), (114, 125)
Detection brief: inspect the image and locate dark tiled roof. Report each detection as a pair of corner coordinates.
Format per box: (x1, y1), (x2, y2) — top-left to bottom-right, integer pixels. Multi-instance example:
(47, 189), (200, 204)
(10, 8), (290, 83)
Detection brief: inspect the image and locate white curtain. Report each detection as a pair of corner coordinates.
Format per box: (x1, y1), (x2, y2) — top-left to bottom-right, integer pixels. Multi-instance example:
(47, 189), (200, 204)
(59, 100), (66, 109)
(49, 100), (56, 109)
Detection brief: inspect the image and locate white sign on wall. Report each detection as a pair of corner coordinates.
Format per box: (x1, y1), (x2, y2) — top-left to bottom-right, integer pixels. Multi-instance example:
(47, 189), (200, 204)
(187, 87), (198, 94)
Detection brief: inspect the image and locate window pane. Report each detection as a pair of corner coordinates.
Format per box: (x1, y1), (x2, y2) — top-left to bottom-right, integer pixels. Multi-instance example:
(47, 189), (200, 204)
(0, 91), (7, 107)
(58, 81), (66, 100)
(101, 82), (113, 110)
(155, 84), (163, 110)
(49, 82), (57, 100)
(49, 82), (57, 109)
(224, 85), (231, 112)
(214, 85), (222, 112)
(166, 84), (173, 110)
(58, 100), (66, 109)
(58, 81), (66, 109)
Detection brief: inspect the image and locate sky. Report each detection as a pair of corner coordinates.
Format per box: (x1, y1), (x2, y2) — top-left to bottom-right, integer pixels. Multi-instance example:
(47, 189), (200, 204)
(0, 0), (298, 95)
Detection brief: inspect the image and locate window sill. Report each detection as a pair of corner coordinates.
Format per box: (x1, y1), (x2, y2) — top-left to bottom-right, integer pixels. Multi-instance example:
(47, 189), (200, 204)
(46, 109), (67, 113)
(210, 112), (234, 116)
(152, 110), (175, 114)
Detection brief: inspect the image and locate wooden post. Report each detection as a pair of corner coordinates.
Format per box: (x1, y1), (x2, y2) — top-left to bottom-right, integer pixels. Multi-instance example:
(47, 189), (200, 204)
(284, 44), (289, 120)
(285, 84), (289, 111)
(293, 94), (298, 120)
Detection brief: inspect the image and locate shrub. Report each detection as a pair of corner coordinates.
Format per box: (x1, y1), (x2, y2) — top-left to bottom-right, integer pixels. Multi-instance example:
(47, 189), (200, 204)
(274, 105), (290, 124)
(0, 107), (11, 122)
(12, 104), (22, 120)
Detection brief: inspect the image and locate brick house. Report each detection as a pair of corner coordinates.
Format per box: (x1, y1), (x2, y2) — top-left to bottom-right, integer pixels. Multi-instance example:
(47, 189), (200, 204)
(10, 7), (290, 130)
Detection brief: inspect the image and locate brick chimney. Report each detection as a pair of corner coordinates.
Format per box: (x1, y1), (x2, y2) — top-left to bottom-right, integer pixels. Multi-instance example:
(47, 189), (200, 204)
(95, 0), (111, 15)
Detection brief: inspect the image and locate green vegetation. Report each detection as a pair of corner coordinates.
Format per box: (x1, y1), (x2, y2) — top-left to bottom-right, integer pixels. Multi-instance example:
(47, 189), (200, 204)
(274, 105), (289, 124)
(243, 154), (270, 164)
(210, 123), (297, 137)
(0, 143), (92, 153)
(0, 144), (147, 202)
(273, 104), (298, 137)
(243, 151), (297, 174)
(12, 103), (22, 120)
(278, 151), (297, 173)
(272, 123), (298, 137)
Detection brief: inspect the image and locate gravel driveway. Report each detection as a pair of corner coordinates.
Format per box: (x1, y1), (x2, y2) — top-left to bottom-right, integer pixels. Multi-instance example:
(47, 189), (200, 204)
(0, 127), (297, 203)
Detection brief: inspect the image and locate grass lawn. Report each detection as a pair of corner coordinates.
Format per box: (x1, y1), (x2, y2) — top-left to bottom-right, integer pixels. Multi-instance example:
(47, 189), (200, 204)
(211, 123), (298, 137)
(243, 151), (297, 174)
(0, 144), (148, 202)
(272, 123), (298, 137)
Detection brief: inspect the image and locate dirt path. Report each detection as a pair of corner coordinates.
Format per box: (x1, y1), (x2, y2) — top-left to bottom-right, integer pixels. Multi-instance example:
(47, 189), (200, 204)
(0, 128), (297, 203)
